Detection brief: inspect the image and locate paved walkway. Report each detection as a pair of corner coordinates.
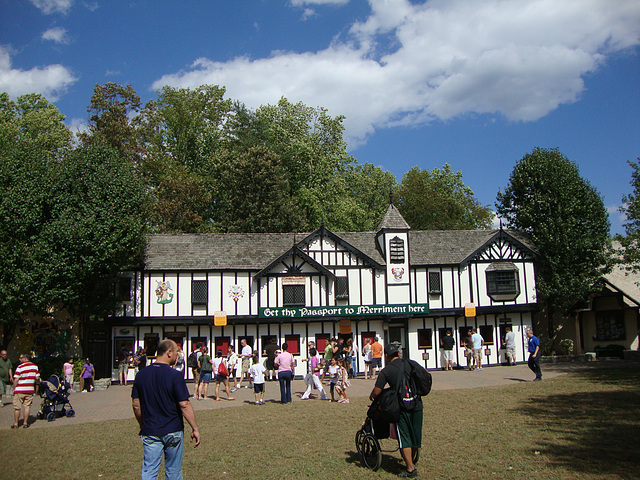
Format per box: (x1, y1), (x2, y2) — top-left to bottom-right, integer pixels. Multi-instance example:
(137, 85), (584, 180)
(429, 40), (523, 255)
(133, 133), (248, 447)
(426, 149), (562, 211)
(0, 361), (613, 430)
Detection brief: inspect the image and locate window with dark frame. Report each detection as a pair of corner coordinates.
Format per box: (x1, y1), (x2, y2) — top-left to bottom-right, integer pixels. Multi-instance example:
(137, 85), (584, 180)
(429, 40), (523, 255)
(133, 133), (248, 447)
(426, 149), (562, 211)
(215, 336), (231, 356)
(335, 277), (349, 301)
(192, 280), (208, 305)
(389, 236), (405, 264)
(283, 284), (305, 306)
(428, 271), (442, 295)
(285, 334), (301, 355)
(486, 270), (520, 297)
(116, 277), (132, 302)
(418, 328), (433, 349)
(594, 311), (626, 341)
(238, 336), (255, 352)
(479, 325), (495, 345)
(498, 323), (513, 346)
(316, 333), (330, 353)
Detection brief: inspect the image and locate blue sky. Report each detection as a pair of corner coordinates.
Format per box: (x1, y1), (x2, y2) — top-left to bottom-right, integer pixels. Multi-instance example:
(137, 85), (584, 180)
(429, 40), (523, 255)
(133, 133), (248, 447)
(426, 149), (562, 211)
(1, 0), (639, 234)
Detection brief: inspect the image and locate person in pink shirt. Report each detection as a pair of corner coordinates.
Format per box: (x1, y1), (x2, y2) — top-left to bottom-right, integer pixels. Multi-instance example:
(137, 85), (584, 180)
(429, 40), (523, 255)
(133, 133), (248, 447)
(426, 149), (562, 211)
(62, 357), (74, 390)
(274, 343), (295, 404)
(301, 347), (326, 400)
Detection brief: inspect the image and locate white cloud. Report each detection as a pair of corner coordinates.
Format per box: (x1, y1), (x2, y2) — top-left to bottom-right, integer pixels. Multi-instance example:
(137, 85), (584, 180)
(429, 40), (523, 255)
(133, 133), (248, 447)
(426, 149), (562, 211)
(0, 46), (77, 101)
(42, 27), (69, 44)
(30, 0), (73, 15)
(152, 0), (640, 146)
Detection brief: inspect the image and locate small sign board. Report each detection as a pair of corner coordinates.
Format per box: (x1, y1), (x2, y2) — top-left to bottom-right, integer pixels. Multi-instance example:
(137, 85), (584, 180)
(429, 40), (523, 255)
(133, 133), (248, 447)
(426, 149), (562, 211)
(214, 311), (227, 326)
(465, 302), (476, 317)
(339, 319), (352, 334)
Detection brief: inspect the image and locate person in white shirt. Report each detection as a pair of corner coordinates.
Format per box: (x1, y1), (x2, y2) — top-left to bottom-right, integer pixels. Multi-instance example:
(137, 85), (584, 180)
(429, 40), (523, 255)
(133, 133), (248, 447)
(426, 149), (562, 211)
(249, 356), (266, 404)
(239, 339), (253, 388)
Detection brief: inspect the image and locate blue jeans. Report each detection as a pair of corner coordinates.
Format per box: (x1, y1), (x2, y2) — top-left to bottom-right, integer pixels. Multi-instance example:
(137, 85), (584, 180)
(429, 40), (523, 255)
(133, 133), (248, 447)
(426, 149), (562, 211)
(278, 370), (292, 403)
(350, 356), (358, 376)
(528, 353), (542, 379)
(141, 431), (184, 480)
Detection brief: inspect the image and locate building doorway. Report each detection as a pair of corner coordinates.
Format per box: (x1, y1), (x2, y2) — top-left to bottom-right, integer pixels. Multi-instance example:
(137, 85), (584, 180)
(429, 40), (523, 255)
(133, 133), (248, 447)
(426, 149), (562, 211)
(387, 324), (407, 359)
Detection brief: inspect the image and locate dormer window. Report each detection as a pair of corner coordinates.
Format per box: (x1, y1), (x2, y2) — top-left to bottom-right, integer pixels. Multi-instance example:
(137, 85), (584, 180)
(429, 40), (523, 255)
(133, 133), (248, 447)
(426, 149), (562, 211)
(389, 236), (405, 264)
(486, 263), (520, 301)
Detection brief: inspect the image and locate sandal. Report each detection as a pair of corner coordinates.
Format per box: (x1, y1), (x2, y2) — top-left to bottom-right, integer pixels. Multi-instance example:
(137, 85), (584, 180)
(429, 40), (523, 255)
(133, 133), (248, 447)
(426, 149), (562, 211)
(23, 424), (30, 428)
(11, 424), (18, 429)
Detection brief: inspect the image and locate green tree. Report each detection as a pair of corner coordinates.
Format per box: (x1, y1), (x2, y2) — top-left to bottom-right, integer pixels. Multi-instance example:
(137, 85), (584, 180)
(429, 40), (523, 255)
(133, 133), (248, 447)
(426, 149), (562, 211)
(141, 85), (232, 174)
(496, 148), (611, 340)
(0, 93), (73, 346)
(617, 158), (640, 270)
(212, 146), (305, 232)
(0, 92), (73, 159)
(80, 83), (143, 162)
(397, 164), (493, 230)
(46, 141), (149, 354)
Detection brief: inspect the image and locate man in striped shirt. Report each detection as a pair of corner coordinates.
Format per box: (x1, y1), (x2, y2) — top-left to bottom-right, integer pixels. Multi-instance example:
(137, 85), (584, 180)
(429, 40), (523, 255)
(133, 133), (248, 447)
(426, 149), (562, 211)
(12, 354), (40, 428)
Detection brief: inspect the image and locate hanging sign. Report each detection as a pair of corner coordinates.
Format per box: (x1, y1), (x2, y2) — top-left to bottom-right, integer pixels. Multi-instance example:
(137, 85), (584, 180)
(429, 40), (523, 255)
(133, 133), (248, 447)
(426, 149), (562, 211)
(339, 319), (352, 334)
(465, 303), (476, 317)
(214, 311), (227, 326)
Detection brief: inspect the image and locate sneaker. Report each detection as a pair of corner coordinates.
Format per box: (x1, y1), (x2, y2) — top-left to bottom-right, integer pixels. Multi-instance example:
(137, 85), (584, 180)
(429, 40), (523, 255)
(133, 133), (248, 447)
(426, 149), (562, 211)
(259, 399), (265, 404)
(236, 384), (241, 389)
(477, 367), (483, 371)
(397, 469), (418, 478)
(230, 389), (236, 393)
(244, 385), (251, 389)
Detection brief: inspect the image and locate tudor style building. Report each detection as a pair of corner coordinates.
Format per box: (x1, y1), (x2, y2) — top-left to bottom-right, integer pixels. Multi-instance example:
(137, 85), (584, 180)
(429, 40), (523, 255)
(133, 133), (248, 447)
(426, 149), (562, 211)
(109, 204), (539, 380)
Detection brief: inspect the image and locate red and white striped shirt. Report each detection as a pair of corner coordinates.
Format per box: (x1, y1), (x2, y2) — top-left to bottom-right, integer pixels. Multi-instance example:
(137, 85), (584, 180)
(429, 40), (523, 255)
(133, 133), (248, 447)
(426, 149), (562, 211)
(13, 361), (40, 395)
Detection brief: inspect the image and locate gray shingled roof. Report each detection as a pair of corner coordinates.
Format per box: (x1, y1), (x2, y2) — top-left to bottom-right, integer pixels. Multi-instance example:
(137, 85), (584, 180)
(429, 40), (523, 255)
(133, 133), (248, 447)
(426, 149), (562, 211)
(143, 229), (534, 271)
(377, 203), (411, 231)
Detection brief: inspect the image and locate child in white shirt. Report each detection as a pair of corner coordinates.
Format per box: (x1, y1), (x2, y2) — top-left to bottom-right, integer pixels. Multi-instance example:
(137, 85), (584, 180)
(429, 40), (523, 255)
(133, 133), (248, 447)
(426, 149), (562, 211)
(249, 356), (266, 404)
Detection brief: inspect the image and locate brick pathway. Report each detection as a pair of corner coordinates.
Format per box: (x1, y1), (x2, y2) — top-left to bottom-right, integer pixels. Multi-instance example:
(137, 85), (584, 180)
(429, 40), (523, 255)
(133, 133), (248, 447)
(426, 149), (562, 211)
(0, 362), (608, 430)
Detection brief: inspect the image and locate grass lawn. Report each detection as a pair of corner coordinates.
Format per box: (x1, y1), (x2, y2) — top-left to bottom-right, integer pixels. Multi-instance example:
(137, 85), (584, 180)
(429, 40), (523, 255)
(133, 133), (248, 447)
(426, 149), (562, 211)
(2, 366), (639, 479)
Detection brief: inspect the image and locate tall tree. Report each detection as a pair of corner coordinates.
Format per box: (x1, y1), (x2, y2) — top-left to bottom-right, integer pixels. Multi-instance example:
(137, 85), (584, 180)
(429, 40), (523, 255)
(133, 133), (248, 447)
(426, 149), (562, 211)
(80, 83), (143, 163)
(397, 164), (493, 230)
(212, 146), (305, 233)
(496, 148), (611, 340)
(0, 93), (73, 346)
(617, 158), (640, 270)
(140, 85), (232, 174)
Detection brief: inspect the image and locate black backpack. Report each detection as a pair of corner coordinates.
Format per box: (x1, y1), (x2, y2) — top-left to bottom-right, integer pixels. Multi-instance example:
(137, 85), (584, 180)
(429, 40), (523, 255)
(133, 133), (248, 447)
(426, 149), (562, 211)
(187, 351), (199, 369)
(397, 359), (432, 412)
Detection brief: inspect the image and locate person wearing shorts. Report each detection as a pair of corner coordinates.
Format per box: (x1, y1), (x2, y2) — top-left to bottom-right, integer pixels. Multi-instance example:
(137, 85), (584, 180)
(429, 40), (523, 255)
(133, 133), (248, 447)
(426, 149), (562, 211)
(369, 344), (422, 478)
(440, 330), (455, 371)
(371, 337), (383, 377)
(12, 354), (40, 428)
(213, 350), (235, 401)
(249, 355), (266, 404)
(239, 339), (253, 388)
(471, 329), (484, 371)
(503, 327), (516, 366)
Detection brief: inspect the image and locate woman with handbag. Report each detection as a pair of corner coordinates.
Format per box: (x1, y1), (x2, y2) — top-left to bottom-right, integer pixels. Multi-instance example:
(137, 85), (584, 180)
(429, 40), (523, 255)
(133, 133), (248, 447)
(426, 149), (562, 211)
(213, 349), (235, 401)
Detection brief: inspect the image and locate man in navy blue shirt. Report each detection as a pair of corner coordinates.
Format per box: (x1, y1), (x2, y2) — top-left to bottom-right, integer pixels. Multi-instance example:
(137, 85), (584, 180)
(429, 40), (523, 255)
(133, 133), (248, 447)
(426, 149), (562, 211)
(132, 339), (200, 480)
(526, 329), (542, 381)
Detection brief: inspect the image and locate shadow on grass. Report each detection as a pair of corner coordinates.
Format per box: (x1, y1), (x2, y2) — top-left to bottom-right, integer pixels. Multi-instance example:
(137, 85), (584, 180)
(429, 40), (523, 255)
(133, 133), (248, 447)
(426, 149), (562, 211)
(344, 448), (406, 474)
(519, 374), (640, 478)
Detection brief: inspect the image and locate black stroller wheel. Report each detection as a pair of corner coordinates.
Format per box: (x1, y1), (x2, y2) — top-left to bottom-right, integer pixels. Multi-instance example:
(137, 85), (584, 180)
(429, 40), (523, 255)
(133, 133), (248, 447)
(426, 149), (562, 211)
(47, 412), (56, 422)
(355, 428), (365, 456)
(66, 408), (75, 418)
(361, 433), (382, 471)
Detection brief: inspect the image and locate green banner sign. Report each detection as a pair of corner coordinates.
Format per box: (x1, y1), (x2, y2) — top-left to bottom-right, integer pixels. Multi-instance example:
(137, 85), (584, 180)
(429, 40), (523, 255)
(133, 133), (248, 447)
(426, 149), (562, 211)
(259, 303), (429, 319)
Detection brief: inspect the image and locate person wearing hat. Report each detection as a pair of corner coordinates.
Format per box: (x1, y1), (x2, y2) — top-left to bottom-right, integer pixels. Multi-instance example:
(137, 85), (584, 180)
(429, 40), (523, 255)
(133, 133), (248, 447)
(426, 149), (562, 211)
(369, 344), (422, 478)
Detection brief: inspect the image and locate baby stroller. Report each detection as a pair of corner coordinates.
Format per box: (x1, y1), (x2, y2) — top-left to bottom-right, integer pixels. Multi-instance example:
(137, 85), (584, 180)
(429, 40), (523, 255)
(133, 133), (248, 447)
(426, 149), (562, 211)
(355, 395), (420, 471)
(37, 375), (75, 422)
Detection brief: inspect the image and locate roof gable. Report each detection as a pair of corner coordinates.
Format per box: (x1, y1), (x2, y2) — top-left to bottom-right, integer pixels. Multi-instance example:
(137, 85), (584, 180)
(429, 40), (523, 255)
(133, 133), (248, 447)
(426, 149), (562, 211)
(253, 245), (336, 280)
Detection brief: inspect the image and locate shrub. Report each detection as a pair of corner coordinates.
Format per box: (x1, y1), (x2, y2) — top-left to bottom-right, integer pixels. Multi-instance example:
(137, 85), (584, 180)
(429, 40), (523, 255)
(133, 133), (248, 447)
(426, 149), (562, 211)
(559, 338), (574, 355)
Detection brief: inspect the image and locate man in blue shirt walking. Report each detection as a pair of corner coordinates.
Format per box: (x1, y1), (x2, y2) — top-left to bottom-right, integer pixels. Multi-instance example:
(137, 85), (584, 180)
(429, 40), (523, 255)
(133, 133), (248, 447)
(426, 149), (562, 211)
(132, 339), (201, 480)
(526, 329), (542, 381)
